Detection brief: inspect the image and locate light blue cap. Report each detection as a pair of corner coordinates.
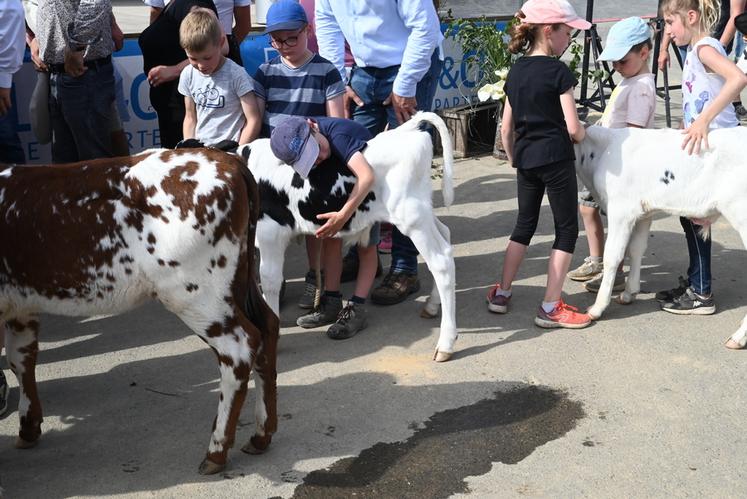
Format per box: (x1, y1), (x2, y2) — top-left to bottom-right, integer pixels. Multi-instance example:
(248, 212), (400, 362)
(599, 17), (651, 61)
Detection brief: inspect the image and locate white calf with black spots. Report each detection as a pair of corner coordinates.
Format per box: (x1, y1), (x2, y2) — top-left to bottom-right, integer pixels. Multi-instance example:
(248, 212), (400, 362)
(0, 149), (278, 474)
(576, 126), (747, 349)
(239, 112), (458, 361)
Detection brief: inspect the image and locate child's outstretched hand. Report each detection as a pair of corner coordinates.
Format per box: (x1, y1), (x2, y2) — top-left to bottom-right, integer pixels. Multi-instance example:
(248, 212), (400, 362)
(681, 118), (710, 155)
(315, 211), (349, 238)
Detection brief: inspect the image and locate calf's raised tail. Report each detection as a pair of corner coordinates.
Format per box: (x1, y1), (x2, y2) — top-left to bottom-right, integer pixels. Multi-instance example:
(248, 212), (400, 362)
(397, 111), (455, 207)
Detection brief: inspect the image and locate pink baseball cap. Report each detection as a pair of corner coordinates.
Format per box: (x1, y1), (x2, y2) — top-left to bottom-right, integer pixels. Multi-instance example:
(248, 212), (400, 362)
(519, 0), (591, 30)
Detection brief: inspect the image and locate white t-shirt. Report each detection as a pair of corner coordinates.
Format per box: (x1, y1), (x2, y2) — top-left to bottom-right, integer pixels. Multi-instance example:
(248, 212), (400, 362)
(178, 58), (256, 144)
(600, 73), (656, 129)
(682, 37), (739, 129)
(142, 0), (252, 34)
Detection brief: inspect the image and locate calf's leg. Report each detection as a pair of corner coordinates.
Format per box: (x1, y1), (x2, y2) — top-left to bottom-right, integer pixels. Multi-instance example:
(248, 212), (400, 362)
(398, 213), (457, 361)
(588, 213), (636, 319)
(5, 318), (42, 448)
(617, 217), (652, 305)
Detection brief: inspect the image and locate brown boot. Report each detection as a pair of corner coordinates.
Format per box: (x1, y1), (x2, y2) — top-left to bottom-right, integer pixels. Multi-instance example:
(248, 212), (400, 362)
(371, 271), (420, 305)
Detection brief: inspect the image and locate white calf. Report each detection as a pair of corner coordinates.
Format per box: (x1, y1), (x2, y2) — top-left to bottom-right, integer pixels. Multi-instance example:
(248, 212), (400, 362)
(576, 125), (747, 348)
(240, 112), (458, 361)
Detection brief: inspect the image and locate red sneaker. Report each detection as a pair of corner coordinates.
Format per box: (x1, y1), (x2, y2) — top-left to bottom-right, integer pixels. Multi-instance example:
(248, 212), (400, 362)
(534, 300), (591, 329)
(486, 283), (511, 314)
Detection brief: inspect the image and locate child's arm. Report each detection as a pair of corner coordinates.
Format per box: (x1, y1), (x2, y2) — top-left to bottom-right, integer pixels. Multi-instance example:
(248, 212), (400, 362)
(560, 88), (585, 143)
(683, 45), (747, 154)
(315, 151), (375, 238)
(500, 100), (515, 164)
(326, 94), (345, 119)
(183, 96), (197, 140)
(238, 92), (261, 144)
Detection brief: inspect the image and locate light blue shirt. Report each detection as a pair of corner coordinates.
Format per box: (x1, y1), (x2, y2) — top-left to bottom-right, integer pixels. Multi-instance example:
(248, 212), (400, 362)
(315, 0), (443, 98)
(0, 0), (25, 88)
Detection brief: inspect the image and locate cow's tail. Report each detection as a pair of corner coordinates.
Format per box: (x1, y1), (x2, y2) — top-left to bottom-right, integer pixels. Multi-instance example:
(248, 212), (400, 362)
(397, 111), (455, 207)
(236, 152), (277, 333)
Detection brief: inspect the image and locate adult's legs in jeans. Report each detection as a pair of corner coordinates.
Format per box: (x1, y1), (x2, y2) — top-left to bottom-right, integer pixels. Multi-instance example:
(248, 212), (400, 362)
(680, 217), (712, 295)
(387, 51), (443, 276)
(50, 64), (115, 162)
(0, 91), (25, 164)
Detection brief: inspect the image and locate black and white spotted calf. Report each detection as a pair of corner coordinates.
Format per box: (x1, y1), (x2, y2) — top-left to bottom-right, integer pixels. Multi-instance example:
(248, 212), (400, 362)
(240, 112), (458, 361)
(0, 149), (278, 474)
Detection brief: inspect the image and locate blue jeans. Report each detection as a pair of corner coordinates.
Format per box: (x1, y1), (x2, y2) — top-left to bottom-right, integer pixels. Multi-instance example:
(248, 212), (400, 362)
(49, 61), (115, 163)
(349, 50), (443, 275)
(680, 217), (711, 295)
(0, 89), (25, 164)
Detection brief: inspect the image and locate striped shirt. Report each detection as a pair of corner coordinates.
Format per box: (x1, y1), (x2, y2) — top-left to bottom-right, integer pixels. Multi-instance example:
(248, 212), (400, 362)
(253, 53), (345, 138)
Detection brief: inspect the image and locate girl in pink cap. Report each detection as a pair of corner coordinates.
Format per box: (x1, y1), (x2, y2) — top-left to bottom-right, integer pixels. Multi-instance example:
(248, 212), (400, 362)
(487, 0), (593, 329)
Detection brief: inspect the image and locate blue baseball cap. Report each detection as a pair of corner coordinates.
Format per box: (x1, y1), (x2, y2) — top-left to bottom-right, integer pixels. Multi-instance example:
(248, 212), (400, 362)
(599, 17), (651, 61)
(270, 116), (319, 178)
(263, 0), (308, 34)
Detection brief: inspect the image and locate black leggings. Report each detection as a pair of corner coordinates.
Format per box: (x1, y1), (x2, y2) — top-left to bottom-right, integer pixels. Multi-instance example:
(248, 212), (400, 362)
(510, 160), (579, 254)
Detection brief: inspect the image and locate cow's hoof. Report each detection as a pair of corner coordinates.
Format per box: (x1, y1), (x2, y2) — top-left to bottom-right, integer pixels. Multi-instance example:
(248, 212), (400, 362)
(198, 458), (225, 475)
(587, 306), (603, 321)
(420, 301), (439, 319)
(433, 349), (452, 362)
(241, 434), (271, 455)
(15, 436), (38, 449)
(420, 307), (438, 319)
(725, 338), (744, 350)
(616, 291), (634, 305)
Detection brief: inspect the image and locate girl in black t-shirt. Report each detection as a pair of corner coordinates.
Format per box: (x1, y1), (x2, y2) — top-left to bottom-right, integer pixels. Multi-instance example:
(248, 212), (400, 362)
(486, 0), (591, 329)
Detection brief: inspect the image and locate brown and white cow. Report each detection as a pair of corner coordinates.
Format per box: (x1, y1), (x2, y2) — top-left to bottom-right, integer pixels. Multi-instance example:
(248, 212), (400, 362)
(0, 148), (278, 474)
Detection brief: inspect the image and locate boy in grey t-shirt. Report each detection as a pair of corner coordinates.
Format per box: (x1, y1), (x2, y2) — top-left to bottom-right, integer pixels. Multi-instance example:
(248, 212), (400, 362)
(178, 8), (260, 145)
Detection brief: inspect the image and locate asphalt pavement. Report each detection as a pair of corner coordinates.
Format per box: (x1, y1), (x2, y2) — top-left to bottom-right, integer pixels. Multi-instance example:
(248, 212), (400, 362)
(4, 2), (747, 497)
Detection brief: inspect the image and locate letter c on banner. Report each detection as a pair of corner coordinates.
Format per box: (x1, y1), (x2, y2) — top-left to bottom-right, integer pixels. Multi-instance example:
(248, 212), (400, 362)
(131, 73), (157, 120)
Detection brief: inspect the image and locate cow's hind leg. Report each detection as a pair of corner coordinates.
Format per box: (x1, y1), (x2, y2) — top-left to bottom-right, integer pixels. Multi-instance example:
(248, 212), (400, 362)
(617, 217), (652, 305)
(178, 307), (254, 475)
(399, 214), (457, 362)
(256, 222), (292, 316)
(588, 213), (636, 320)
(5, 318), (42, 448)
(421, 218), (452, 319)
(240, 282), (279, 455)
(720, 207), (747, 349)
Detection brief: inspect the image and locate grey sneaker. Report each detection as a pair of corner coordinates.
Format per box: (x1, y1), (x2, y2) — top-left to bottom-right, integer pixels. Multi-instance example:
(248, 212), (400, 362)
(584, 271), (626, 293)
(568, 257), (603, 282)
(296, 294), (343, 329)
(661, 287), (716, 315)
(298, 270), (323, 310)
(0, 371), (9, 417)
(327, 303), (368, 340)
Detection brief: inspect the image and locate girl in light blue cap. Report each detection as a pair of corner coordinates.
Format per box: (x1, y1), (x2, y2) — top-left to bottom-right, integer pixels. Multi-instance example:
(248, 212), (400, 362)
(569, 17), (657, 295)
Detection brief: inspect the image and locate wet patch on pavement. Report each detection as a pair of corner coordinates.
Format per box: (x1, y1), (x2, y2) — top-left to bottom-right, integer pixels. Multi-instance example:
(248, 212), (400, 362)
(290, 384), (584, 498)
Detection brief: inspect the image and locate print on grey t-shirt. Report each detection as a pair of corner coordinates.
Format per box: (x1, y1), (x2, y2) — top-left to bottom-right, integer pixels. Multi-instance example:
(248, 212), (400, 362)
(178, 59), (256, 144)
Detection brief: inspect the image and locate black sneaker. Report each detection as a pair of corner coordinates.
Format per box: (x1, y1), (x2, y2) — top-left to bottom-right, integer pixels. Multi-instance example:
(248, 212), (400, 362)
(655, 276), (689, 302)
(298, 270), (323, 310)
(327, 303), (368, 340)
(296, 295), (343, 328)
(0, 371), (9, 417)
(661, 287), (716, 315)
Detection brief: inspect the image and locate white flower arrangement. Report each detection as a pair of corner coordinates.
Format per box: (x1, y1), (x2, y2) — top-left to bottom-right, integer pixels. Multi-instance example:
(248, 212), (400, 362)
(477, 69), (509, 102)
